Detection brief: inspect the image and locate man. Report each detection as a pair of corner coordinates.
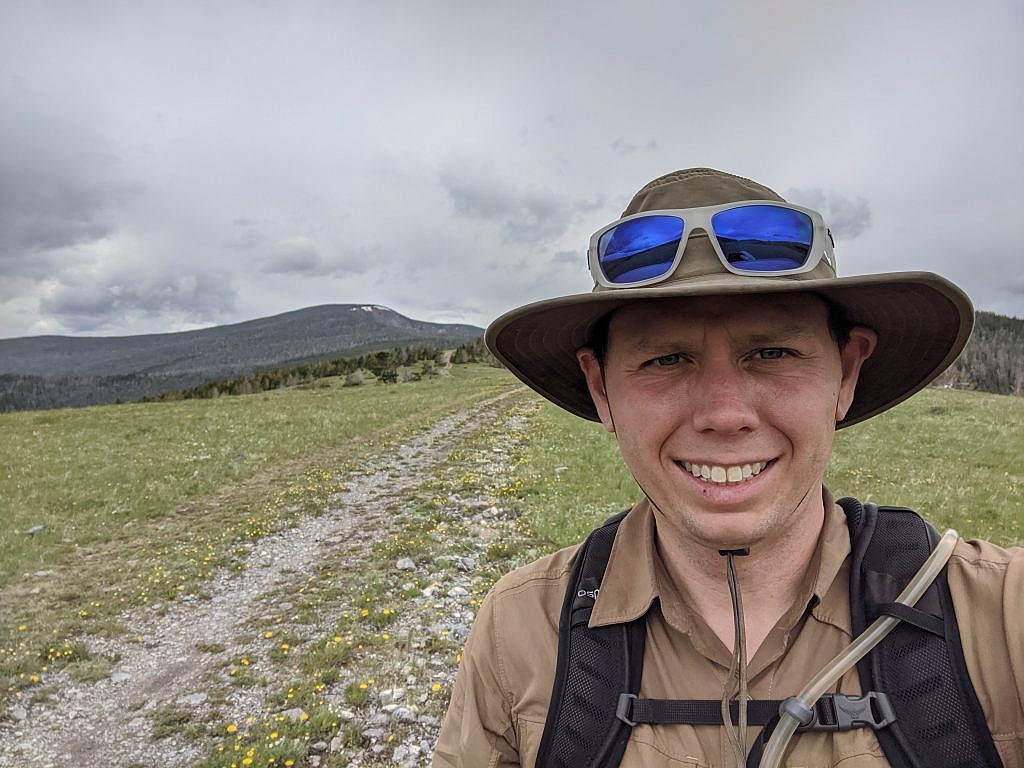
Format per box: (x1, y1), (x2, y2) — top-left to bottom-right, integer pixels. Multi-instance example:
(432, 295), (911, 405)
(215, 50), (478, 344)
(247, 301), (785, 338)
(433, 168), (1023, 767)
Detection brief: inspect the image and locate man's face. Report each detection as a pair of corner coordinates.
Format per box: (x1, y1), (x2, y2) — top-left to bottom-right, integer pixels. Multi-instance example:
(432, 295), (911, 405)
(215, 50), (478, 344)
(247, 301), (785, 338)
(577, 294), (876, 551)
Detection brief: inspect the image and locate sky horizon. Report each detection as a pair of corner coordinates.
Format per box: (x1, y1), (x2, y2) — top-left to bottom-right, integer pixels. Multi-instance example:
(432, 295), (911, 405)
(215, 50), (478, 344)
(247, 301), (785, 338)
(2, 1), (1022, 340)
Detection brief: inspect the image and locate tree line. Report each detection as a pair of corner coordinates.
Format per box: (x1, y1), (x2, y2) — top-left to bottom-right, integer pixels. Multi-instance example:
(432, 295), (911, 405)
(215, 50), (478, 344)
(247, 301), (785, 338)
(932, 311), (1024, 395)
(143, 344), (453, 402)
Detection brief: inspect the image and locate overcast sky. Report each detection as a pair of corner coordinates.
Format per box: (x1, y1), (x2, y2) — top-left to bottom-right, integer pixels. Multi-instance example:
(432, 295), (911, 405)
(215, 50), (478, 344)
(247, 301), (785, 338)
(1, 0), (1021, 338)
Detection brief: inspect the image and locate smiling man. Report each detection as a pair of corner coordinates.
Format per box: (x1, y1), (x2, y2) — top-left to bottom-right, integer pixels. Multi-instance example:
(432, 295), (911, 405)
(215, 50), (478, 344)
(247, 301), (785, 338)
(433, 168), (1023, 768)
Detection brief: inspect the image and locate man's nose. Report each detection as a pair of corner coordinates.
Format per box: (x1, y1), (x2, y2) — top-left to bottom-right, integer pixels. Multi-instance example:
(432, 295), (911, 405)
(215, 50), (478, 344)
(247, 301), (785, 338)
(688, 361), (760, 434)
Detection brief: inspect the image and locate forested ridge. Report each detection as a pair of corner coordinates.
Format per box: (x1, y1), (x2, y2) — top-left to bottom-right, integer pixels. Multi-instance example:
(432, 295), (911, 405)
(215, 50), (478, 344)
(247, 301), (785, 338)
(932, 310), (1024, 395)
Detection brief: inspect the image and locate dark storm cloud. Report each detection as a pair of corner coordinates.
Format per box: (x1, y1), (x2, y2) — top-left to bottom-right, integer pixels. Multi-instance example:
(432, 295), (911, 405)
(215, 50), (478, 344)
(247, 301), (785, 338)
(786, 187), (873, 240)
(40, 271), (237, 332)
(0, 110), (129, 280)
(440, 169), (573, 244)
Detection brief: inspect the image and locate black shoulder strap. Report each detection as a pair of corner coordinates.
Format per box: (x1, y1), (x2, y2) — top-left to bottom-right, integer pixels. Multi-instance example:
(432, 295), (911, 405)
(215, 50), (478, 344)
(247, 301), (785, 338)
(840, 497), (1002, 768)
(534, 510), (645, 768)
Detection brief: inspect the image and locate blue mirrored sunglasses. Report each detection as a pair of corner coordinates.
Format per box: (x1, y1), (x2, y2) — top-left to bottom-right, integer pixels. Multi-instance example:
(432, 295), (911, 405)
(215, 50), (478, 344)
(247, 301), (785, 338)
(588, 201), (835, 288)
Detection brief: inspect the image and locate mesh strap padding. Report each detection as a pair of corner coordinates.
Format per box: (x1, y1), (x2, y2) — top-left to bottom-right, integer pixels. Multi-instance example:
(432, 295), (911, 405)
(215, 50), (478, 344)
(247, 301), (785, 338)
(535, 511), (646, 768)
(841, 498), (1002, 768)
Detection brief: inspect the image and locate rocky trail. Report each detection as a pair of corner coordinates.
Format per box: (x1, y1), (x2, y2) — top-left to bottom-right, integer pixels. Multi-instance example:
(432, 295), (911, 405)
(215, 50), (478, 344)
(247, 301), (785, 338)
(1, 391), (536, 768)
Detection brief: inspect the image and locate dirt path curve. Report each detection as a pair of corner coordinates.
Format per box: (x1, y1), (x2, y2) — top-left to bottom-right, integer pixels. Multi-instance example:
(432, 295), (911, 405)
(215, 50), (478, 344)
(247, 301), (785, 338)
(1, 391), (515, 768)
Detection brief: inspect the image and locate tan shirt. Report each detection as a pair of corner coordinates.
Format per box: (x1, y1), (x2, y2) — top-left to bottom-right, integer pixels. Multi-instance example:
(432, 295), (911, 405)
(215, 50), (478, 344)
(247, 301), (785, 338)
(434, 494), (1024, 767)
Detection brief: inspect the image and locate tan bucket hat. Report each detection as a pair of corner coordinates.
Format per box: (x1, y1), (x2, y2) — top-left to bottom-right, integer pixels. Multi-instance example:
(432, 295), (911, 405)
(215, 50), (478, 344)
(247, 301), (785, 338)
(485, 168), (973, 428)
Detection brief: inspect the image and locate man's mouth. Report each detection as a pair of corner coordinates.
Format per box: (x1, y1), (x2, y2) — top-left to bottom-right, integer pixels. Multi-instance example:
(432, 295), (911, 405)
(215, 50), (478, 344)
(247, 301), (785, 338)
(679, 460), (769, 485)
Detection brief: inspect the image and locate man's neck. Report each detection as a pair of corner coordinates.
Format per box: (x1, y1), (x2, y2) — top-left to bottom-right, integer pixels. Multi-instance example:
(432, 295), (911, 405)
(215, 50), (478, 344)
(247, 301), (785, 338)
(654, 492), (827, 659)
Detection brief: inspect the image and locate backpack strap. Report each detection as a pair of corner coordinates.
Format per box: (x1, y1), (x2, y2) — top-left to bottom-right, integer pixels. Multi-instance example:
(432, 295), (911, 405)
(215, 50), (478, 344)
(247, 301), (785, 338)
(534, 510), (646, 768)
(840, 497), (1003, 768)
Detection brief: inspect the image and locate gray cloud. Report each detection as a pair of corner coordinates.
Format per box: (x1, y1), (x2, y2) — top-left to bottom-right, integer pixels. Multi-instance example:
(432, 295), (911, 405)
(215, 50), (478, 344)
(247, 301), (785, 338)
(611, 138), (658, 155)
(39, 271), (237, 333)
(260, 238), (376, 278)
(224, 219), (265, 250)
(573, 196), (607, 214)
(441, 169), (573, 244)
(0, 109), (131, 281)
(785, 187), (873, 240)
(260, 237), (324, 275)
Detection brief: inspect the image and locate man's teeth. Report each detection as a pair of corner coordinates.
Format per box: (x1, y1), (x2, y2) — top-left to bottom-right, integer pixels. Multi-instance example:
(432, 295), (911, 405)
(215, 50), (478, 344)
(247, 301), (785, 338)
(681, 461), (767, 484)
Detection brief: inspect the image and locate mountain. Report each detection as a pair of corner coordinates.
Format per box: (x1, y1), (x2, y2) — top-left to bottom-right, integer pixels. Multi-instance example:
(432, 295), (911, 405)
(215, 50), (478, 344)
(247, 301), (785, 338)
(0, 304), (483, 411)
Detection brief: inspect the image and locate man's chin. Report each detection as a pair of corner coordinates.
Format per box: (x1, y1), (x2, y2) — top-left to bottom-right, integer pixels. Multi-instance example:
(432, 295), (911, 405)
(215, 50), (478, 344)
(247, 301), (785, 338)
(654, 504), (774, 552)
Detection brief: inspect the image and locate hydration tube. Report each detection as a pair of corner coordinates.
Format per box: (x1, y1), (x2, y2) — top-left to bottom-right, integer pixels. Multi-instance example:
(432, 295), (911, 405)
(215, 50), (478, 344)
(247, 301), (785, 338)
(758, 528), (960, 768)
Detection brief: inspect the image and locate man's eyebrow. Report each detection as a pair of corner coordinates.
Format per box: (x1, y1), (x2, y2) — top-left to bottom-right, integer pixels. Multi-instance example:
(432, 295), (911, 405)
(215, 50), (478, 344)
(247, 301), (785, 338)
(631, 337), (692, 352)
(744, 326), (820, 344)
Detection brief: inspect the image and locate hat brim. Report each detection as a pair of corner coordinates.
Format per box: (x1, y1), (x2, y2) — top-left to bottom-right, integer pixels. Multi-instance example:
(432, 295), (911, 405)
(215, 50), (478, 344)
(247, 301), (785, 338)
(485, 271), (973, 428)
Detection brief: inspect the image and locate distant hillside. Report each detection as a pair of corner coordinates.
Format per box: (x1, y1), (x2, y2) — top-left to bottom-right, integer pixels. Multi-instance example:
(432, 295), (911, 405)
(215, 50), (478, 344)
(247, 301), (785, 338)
(933, 310), (1024, 395)
(0, 305), (483, 411)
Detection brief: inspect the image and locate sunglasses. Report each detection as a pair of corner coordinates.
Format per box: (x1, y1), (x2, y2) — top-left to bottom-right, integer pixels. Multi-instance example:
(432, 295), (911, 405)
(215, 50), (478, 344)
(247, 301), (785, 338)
(588, 201), (835, 288)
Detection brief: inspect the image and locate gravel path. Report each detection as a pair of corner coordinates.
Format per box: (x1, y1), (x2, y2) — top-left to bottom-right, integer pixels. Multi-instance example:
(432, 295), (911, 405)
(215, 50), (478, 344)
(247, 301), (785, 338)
(1, 391), (531, 768)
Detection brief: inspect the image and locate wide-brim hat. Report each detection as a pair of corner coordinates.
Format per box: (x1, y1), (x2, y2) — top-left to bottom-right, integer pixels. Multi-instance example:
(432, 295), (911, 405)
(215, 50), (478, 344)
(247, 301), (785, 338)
(485, 168), (973, 428)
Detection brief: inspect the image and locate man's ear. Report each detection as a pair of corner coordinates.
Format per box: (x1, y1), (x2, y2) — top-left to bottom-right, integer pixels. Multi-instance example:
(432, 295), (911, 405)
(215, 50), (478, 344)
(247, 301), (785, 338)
(835, 326), (878, 422)
(576, 347), (615, 433)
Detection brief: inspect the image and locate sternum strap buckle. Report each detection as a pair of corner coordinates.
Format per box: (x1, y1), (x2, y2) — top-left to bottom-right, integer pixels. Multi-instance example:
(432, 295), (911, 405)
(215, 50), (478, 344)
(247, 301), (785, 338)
(795, 692), (897, 732)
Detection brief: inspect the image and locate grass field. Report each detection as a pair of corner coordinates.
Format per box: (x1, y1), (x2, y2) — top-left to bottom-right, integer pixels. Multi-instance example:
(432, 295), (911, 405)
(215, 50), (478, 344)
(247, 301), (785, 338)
(0, 365), (518, 699)
(0, 365), (514, 586)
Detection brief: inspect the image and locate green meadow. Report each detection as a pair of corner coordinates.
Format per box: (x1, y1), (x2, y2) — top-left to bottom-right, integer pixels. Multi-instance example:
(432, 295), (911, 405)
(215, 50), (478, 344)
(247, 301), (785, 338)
(0, 365), (514, 586)
(0, 365), (517, 694)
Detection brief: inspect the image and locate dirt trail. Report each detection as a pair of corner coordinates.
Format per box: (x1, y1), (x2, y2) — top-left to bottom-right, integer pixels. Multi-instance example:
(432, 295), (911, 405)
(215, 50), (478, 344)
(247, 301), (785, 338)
(0, 392), (519, 768)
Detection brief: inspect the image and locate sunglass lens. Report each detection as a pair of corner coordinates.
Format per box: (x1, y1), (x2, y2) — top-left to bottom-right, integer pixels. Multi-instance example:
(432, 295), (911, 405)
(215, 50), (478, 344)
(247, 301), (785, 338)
(598, 215), (684, 284)
(711, 206), (813, 271)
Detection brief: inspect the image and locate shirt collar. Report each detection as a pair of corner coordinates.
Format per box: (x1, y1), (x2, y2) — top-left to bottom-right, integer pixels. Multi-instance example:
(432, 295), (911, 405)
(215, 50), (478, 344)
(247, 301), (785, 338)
(589, 489), (852, 635)
(806, 490), (853, 634)
(589, 497), (659, 627)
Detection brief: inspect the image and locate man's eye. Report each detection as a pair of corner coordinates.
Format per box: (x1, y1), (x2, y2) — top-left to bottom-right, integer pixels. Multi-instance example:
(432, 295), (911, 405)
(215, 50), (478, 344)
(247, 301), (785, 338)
(652, 354), (680, 366)
(756, 348), (787, 360)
